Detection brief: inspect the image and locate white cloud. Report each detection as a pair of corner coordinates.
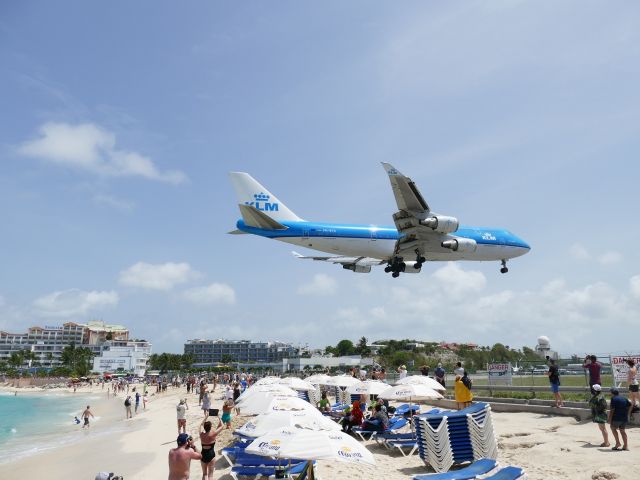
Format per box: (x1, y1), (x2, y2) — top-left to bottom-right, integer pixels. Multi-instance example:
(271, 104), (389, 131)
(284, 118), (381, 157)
(18, 122), (187, 184)
(119, 262), (199, 290)
(297, 274), (338, 296)
(631, 275), (640, 300)
(597, 251), (622, 265)
(181, 283), (236, 305)
(569, 243), (590, 260)
(32, 289), (118, 317)
(93, 193), (134, 211)
(431, 262), (487, 298)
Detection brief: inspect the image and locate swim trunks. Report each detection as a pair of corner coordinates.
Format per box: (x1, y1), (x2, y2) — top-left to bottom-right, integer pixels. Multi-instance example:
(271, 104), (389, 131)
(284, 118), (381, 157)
(221, 413), (231, 423)
(84, 417), (89, 425)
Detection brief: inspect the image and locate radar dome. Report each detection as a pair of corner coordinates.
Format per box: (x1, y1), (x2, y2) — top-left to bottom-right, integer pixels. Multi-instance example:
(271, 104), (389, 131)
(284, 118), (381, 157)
(537, 335), (550, 346)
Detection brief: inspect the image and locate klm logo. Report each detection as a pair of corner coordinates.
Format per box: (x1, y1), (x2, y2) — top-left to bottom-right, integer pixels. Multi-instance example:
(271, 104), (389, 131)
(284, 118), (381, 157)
(245, 192), (279, 212)
(482, 232), (497, 241)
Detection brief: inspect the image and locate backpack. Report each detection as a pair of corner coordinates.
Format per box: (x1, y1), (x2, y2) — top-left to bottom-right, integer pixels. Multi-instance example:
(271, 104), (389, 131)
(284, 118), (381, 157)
(462, 376), (473, 390)
(124, 398), (131, 407)
(596, 396), (607, 414)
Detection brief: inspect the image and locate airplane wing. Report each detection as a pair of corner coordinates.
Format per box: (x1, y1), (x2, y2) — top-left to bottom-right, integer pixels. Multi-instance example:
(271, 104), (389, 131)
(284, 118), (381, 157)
(382, 163), (460, 261)
(292, 251), (385, 273)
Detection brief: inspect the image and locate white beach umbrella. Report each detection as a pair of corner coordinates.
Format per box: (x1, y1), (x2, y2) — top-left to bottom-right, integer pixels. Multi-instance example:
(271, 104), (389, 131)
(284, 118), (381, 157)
(255, 376), (281, 386)
(395, 375), (447, 391)
(238, 395), (319, 416)
(378, 383), (444, 401)
(236, 386), (298, 407)
(325, 375), (362, 388)
(245, 426), (376, 466)
(303, 374), (333, 385)
(277, 377), (317, 391)
(346, 380), (389, 396)
(236, 409), (341, 438)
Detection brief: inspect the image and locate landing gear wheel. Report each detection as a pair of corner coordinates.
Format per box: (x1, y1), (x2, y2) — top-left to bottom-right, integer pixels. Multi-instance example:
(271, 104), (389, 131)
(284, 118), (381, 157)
(500, 259), (508, 274)
(417, 256), (426, 264)
(414, 263), (422, 270)
(392, 272), (400, 278)
(384, 266), (392, 273)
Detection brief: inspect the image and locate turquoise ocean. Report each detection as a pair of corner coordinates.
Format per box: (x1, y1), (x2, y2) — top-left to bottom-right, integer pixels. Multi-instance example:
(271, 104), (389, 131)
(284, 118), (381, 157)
(0, 391), (110, 463)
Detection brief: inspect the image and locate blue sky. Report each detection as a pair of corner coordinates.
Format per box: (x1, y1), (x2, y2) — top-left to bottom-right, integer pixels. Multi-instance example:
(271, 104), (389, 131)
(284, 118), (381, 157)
(1, 1), (639, 356)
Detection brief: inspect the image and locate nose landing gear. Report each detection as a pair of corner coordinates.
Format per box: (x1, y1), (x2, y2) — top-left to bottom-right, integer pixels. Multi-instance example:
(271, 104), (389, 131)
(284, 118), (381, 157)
(500, 259), (509, 274)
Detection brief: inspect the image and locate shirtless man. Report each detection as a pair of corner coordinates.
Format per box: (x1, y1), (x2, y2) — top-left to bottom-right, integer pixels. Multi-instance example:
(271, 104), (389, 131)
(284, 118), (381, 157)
(81, 405), (94, 429)
(168, 433), (201, 480)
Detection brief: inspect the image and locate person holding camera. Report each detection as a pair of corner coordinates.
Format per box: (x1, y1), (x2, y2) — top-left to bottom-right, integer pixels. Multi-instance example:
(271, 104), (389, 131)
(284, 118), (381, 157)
(547, 358), (563, 407)
(168, 433), (201, 480)
(583, 355), (602, 395)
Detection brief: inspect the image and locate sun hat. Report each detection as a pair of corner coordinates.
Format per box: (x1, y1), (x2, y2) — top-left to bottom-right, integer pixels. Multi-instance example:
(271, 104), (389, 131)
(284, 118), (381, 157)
(177, 433), (190, 445)
(592, 384), (602, 392)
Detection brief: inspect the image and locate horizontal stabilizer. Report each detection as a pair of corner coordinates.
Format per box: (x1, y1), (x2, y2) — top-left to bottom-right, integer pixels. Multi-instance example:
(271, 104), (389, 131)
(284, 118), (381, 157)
(227, 229), (248, 235)
(239, 204), (288, 230)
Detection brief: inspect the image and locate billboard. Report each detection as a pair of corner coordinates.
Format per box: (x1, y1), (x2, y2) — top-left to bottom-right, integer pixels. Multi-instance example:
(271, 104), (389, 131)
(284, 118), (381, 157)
(488, 363), (512, 386)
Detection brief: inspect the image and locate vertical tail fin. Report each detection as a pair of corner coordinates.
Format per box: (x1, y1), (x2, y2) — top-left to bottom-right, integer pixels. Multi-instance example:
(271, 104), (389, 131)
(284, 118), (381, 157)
(229, 172), (304, 222)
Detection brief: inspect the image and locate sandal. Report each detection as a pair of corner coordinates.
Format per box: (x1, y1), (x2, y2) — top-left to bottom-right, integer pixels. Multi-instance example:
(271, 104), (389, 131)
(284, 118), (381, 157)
(612, 446), (622, 451)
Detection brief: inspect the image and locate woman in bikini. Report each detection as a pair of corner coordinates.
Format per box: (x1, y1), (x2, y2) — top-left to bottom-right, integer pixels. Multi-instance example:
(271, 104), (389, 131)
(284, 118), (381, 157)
(199, 418), (224, 480)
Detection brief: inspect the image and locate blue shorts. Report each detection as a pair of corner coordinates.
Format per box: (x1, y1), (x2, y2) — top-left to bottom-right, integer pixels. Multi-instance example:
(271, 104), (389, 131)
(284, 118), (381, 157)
(550, 382), (560, 393)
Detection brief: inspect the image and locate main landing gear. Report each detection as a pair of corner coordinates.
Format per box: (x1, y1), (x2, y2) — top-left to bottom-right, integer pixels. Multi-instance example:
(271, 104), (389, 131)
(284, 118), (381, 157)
(500, 259), (509, 274)
(385, 256), (406, 278)
(414, 249), (426, 270)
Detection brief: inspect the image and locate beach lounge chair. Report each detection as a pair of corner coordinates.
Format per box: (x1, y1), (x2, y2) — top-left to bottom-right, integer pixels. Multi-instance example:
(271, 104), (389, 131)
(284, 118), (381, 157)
(412, 458), (498, 479)
(353, 416), (409, 441)
(387, 438), (419, 456)
(482, 466), (525, 480)
(229, 460), (309, 479)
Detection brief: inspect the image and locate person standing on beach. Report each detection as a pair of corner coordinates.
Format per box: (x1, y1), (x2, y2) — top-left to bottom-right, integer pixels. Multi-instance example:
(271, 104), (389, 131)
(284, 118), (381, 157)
(168, 433), (201, 480)
(454, 372), (473, 410)
(420, 365), (430, 376)
(81, 405), (94, 429)
(143, 393), (148, 410)
(221, 399), (233, 429)
(588, 384), (609, 447)
(177, 399), (188, 434)
(124, 395), (133, 419)
(626, 359), (639, 412)
(435, 363), (446, 388)
(201, 391), (211, 419)
(608, 388), (632, 451)
(397, 365), (407, 379)
(547, 358), (563, 407)
(199, 418), (224, 480)
(135, 390), (141, 414)
(583, 355), (602, 395)
(454, 362), (464, 377)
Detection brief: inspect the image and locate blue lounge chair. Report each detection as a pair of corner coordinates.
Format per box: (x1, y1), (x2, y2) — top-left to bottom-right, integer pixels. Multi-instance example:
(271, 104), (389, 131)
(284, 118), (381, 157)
(230, 461), (309, 479)
(412, 458), (498, 480)
(354, 416), (409, 441)
(483, 466), (525, 480)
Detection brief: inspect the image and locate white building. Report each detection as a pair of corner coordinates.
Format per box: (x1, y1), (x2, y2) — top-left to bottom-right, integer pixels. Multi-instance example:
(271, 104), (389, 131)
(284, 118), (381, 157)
(92, 341), (152, 376)
(282, 355), (374, 372)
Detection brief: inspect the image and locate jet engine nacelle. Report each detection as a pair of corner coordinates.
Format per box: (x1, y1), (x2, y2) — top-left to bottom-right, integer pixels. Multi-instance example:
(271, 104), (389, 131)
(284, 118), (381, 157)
(403, 261), (422, 273)
(342, 264), (372, 273)
(420, 215), (459, 233)
(441, 238), (477, 253)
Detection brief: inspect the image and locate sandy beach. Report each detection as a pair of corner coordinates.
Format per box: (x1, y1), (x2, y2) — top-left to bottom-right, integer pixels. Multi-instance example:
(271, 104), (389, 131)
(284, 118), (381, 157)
(0, 385), (637, 480)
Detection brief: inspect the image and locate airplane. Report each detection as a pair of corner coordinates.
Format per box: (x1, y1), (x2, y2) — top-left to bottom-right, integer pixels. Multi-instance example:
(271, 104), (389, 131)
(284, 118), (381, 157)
(229, 163), (530, 277)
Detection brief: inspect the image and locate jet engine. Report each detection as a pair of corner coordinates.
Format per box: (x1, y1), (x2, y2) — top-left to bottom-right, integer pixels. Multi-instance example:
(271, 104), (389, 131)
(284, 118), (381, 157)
(342, 264), (372, 273)
(420, 215), (459, 233)
(441, 238), (477, 253)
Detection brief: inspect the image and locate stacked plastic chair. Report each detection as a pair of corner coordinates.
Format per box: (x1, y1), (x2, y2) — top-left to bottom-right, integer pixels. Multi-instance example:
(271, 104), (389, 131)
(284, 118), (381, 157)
(413, 403), (497, 473)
